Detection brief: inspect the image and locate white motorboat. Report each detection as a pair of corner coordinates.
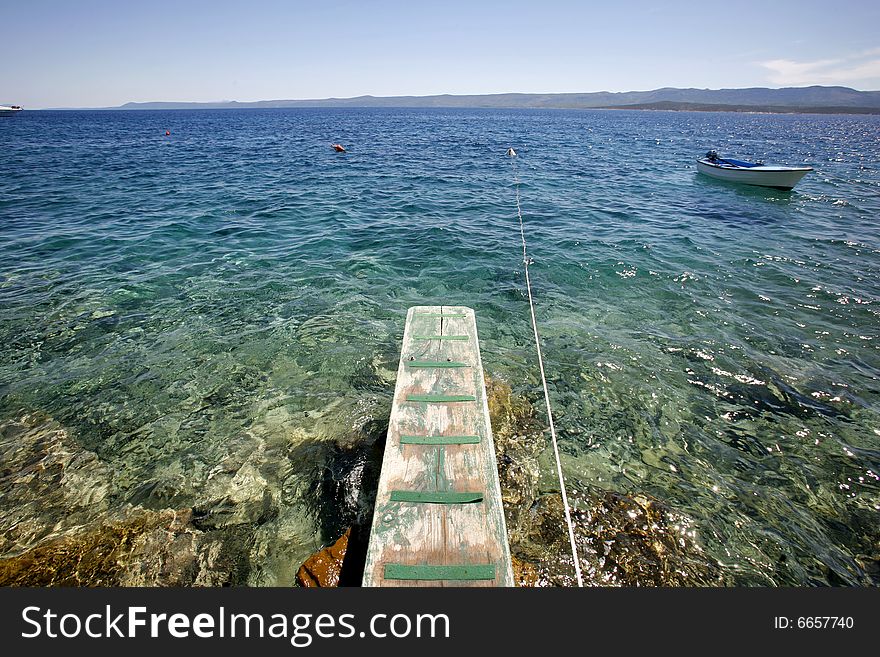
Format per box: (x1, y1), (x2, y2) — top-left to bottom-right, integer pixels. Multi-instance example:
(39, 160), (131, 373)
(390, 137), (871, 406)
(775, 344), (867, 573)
(696, 151), (812, 190)
(0, 105), (23, 116)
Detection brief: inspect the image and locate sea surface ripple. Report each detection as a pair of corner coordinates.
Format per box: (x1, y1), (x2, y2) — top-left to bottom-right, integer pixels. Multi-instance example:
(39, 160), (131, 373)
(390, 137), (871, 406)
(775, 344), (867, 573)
(1, 108), (878, 585)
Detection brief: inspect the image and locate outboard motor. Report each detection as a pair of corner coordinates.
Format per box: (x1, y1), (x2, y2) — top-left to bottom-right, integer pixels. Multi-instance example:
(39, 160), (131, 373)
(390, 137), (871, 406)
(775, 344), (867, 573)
(705, 150), (719, 162)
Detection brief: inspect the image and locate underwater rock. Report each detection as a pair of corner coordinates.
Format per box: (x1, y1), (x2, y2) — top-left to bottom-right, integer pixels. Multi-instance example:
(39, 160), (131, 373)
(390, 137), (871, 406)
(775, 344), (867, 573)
(296, 529), (350, 587)
(855, 552), (879, 586)
(0, 413), (115, 556)
(192, 434), (278, 529)
(192, 525), (255, 586)
(0, 413), (256, 586)
(0, 506), (199, 586)
(485, 378), (545, 540)
(347, 354), (397, 394)
(484, 381), (721, 587)
(246, 504), (321, 587)
(280, 415), (385, 579)
(0, 503), (257, 587)
(518, 490), (722, 587)
(511, 554), (540, 587)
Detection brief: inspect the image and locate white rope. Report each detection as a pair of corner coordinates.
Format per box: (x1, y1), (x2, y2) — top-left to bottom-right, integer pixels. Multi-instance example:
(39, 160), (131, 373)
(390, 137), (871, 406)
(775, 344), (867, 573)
(510, 152), (584, 587)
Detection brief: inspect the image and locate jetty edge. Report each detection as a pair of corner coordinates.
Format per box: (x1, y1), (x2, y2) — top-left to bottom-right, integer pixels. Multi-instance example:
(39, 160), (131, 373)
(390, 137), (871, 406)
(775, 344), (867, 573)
(362, 306), (514, 586)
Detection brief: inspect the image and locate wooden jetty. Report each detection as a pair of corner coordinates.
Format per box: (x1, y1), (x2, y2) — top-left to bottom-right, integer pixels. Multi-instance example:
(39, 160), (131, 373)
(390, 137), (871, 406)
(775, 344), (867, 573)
(362, 306), (513, 586)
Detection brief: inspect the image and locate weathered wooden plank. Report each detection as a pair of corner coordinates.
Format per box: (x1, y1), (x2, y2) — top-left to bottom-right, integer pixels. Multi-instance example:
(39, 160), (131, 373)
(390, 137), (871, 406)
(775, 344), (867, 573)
(362, 306), (513, 587)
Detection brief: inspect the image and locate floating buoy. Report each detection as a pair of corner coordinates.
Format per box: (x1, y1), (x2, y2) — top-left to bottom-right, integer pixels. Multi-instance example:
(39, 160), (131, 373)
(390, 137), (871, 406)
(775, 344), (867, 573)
(165, 130), (171, 136)
(506, 147), (516, 157)
(331, 143), (346, 152)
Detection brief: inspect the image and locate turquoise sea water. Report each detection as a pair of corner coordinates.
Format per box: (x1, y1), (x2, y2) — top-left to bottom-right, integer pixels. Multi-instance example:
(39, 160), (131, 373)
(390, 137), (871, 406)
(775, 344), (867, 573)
(1, 108), (878, 585)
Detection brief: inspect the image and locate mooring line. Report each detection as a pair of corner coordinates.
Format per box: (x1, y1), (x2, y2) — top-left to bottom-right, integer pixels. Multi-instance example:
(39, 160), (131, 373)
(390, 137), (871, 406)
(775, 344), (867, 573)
(510, 152), (584, 587)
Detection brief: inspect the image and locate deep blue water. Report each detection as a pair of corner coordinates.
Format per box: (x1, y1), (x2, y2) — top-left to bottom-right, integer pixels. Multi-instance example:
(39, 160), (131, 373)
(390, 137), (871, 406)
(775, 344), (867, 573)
(1, 108), (879, 585)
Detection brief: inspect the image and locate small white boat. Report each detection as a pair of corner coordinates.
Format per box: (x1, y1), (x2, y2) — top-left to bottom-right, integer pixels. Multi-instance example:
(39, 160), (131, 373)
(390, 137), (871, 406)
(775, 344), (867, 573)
(696, 151), (812, 190)
(0, 105), (23, 116)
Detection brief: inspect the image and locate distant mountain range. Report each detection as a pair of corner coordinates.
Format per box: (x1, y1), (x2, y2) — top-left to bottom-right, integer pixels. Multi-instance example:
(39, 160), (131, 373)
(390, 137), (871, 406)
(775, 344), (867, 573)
(82, 86), (880, 113)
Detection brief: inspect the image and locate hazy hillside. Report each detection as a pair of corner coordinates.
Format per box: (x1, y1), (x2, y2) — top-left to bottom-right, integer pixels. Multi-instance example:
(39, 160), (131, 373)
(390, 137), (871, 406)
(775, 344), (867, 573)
(100, 86), (880, 111)
(603, 100), (880, 114)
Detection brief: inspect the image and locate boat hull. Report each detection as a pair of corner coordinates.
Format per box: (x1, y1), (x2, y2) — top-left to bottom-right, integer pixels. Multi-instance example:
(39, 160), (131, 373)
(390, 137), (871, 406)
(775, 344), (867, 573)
(0, 107), (23, 116)
(696, 159), (811, 190)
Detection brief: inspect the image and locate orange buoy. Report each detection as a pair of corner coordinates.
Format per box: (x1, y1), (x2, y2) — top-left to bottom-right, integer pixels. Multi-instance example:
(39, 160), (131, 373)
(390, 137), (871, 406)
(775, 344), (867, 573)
(331, 143), (346, 152)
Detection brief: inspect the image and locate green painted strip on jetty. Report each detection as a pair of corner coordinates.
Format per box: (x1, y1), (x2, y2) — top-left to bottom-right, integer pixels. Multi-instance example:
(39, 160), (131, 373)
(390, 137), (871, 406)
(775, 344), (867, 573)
(384, 564), (496, 581)
(405, 394), (476, 403)
(412, 335), (469, 341)
(400, 435), (481, 445)
(389, 491), (484, 504)
(407, 360), (469, 368)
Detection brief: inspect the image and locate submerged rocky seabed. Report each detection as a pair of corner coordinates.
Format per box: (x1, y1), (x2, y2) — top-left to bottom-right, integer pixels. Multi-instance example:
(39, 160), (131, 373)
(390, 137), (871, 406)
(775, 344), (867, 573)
(0, 405), (387, 586)
(1, 379), (739, 587)
(487, 379), (724, 587)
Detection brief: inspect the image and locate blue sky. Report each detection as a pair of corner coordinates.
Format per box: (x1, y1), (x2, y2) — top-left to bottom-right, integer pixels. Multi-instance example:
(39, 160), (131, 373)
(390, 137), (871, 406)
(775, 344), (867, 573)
(2, 0), (879, 108)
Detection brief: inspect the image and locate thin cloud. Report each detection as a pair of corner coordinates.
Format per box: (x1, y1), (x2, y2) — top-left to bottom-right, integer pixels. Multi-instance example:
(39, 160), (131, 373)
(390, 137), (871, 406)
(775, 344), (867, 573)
(759, 49), (880, 87)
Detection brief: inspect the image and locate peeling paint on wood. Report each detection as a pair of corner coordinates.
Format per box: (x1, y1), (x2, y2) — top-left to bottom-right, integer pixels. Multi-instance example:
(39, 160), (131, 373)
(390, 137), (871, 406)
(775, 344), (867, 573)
(362, 306), (514, 587)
